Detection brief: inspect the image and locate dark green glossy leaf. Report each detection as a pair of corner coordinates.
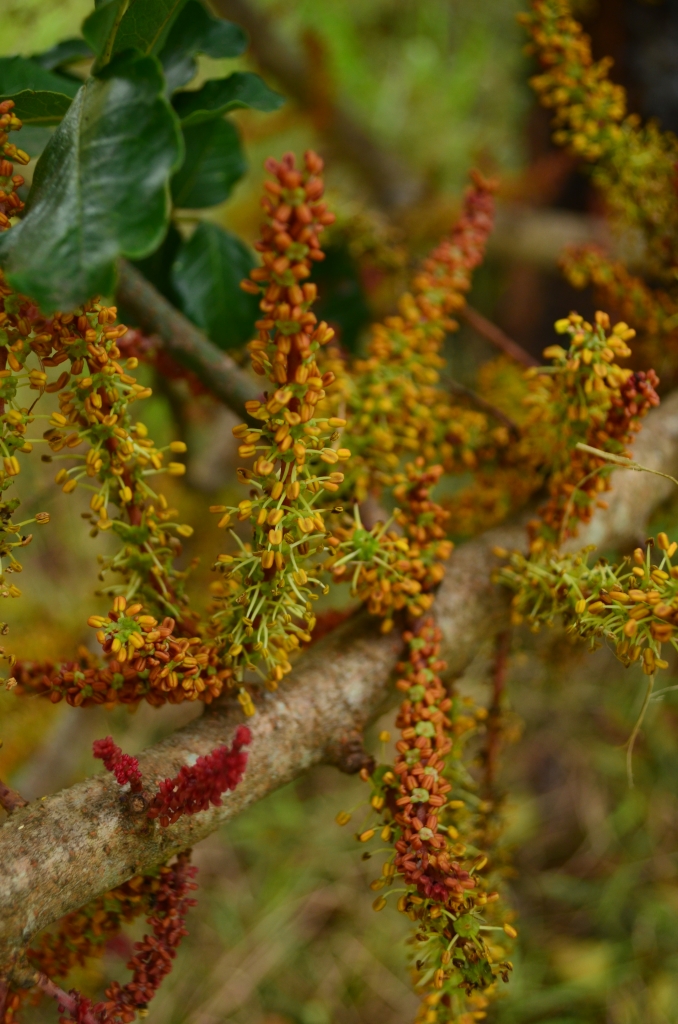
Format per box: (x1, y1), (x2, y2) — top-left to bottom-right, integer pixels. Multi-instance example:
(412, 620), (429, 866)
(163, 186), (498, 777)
(32, 38), (93, 71)
(171, 118), (245, 208)
(0, 90), (73, 126)
(0, 53), (183, 312)
(84, 0), (186, 61)
(174, 71), (284, 125)
(171, 222), (257, 350)
(113, 0), (188, 57)
(0, 56), (80, 98)
(82, 0), (127, 58)
(311, 243), (370, 353)
(131, 222), (183, 307)
(159, 0), (247, 93)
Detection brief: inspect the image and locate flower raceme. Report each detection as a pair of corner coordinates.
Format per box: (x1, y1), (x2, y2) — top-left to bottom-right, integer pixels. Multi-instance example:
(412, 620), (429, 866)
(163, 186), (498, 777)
(210, 150), (351, 713)
(92, 726), (251, 827)
(339, 619), (514, 1024)
(523, 310), (659, 548)
(519, 0), (678, 283)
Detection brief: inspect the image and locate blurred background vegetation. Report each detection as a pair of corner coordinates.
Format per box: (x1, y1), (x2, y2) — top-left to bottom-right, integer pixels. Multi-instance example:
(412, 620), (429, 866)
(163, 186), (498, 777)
(5, 0), (678, 1022)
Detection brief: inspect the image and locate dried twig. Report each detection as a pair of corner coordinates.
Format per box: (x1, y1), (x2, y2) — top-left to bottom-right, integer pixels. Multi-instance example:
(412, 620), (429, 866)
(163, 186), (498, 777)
(461, 305), (538, 367)
(443, 376), (520, 435)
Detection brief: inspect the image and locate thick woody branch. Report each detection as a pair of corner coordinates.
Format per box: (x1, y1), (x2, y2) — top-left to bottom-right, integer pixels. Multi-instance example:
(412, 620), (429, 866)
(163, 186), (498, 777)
(208, 0), (424, 212)
(115, 260), (259, 421)
(2, 393), (678, 975)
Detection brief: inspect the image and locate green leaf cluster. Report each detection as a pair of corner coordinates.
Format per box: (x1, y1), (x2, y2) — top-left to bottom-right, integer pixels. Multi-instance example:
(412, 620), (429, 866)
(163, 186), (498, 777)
(0, 0), (284, 340)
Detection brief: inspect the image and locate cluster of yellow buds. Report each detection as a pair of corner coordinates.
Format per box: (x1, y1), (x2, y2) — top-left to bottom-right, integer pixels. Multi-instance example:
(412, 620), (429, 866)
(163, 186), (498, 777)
(523, 311), (659, 548)
(0, 99), (28, 232)
(337, 172), (503, 502)
(211, 151), (352, 711)
(338, 620), (513, 1024)
(520, 0), (678, 283)
(560, 245), (678, 372)
(499, 534), (678, 677)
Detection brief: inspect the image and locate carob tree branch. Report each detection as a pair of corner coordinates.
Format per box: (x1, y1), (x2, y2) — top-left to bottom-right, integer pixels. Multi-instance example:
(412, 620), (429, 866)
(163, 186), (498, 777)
(207, 0), (424, 212)
(2, 392), (678, 977)
(460, 304), (538, 368)
(115, 260), (259, 421)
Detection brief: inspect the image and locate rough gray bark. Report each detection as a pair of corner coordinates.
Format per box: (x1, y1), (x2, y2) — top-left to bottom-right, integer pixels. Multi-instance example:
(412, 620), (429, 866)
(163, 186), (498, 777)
(2, 392), (678, 977)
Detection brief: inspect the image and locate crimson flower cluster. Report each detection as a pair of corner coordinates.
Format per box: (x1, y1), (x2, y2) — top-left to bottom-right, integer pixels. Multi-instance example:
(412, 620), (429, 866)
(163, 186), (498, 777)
(93, 727), (252, 828)
(147, 726), (251, 827)
(55, 853), (198, 1024)
(92, 737), (142, 793)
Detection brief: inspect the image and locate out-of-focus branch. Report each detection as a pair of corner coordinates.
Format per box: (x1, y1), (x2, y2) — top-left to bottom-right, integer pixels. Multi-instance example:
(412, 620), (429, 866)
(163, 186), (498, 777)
(443, 376), (520, 434)
(460, 305), (538, 368)
(207, 0), (424, 212)
(116, 260), (259, 421)
(2, 392), (678, 977)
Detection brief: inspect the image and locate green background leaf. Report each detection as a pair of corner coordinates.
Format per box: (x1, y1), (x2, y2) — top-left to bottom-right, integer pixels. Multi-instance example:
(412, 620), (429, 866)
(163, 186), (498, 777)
(174, 72), (284, 125)
(0, 56), (80, 98)
(0, 90), (73, 126)
(171, 118), (245, 208)
(0, 53), (183, 312)
(171, 222), (258, 350)
(159, 0), (247, 94)
(113, 0), (188, 57)
(32, 39), (94, 72)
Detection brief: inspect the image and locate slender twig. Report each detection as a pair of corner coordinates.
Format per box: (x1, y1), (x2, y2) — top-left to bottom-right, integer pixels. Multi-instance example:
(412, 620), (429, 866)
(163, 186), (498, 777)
(0, 778), (27, 814)
(115, 261), (259, 421)
(626, 674), (655, 789)
(484, 630), (511, 793)
(460, 305), (538, 368)
(36, 973), (101, 1024)
(575, 443), (678, 489)
(442, 376), (520, 435)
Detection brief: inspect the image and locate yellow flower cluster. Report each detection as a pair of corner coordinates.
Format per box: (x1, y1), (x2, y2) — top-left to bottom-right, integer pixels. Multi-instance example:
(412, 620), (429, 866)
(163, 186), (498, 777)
(523, 311), (658, 548)
(336, 173), (502, 502)
(520, 0), (678, 282)
(210, 151), (352, 712)
(338, 620), (513, 1024)
(499, 533), (678, 676)
(561, 245), (678, 372)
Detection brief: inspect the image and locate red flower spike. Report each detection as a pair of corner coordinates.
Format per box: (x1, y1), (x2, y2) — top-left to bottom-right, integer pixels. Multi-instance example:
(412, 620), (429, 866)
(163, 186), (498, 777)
(147, 727), (251, 827)
(92, 737), (143, 793)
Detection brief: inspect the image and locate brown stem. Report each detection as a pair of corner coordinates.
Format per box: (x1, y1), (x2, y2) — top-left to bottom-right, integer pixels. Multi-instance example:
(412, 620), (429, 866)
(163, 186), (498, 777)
(484, 630), (510, 794)
(115, 261), (259, 421)
(1, 393), (678, 970)
(36, 973), (101, 1024)
(0, 779), (27, 815)
(207, 0), (424, 212)
(460, 305), (538, 368)
(443, 376), (520, 435)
